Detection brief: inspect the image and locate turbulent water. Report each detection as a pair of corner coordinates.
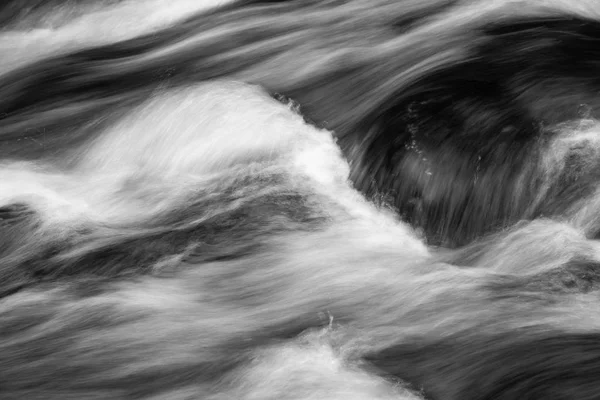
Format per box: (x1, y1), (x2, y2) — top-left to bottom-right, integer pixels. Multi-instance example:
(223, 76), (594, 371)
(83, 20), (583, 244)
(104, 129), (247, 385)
(2, 1), (600, 399)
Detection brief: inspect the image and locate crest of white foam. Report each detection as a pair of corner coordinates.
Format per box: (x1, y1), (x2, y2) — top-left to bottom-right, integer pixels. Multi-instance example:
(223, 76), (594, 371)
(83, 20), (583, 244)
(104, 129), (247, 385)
(224, 328), (424, 400)
(287, 107), (427, 255)
(0, 81), (426, 255)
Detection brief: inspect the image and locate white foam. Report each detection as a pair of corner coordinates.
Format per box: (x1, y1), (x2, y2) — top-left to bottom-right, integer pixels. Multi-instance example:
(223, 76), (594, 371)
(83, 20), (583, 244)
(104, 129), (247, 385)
(0, 0), (234, 74)
(0, 81), (426, 257)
